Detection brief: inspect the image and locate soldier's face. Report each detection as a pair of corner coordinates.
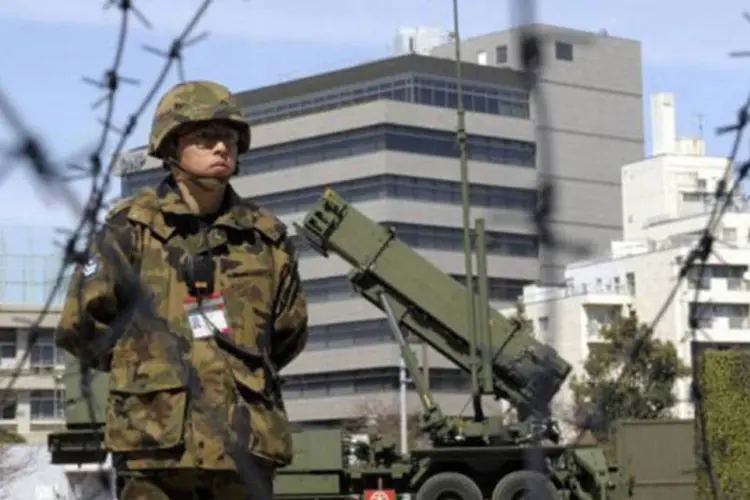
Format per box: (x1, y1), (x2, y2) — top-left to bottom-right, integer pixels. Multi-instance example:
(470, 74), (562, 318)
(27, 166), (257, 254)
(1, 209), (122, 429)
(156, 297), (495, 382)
(176, 123), (239, 178)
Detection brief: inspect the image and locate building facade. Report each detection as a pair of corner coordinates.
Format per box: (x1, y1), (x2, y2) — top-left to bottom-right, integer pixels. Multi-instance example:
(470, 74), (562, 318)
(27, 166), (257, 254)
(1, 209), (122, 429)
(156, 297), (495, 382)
(0, 226), (67, 443)
(512, 93), (746, 419)
(117, 26), (644, 427)
(0, 309), (66, 443)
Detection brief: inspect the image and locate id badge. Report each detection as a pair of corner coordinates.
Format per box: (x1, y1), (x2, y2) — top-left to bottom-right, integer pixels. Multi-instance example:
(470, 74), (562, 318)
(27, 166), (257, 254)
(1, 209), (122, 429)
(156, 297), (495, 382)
(183, 292), (230, 339)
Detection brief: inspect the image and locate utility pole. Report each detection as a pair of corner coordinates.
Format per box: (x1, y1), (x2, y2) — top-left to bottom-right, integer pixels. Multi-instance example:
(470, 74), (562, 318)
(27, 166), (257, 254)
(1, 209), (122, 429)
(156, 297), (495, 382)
(451, 0), (478, 403)
(399, 35), (418, 462)
(399, 355), (409, 455)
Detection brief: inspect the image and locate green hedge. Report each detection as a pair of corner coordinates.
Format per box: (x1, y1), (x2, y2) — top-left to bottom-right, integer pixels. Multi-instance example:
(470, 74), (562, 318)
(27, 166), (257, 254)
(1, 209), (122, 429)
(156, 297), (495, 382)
(696, 349), (750, 498)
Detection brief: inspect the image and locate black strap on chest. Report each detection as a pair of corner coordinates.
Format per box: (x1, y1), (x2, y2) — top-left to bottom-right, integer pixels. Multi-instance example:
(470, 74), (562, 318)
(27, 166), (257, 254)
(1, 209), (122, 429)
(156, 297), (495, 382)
(120, 215), (282, 405)
(196, 220), (283, 406)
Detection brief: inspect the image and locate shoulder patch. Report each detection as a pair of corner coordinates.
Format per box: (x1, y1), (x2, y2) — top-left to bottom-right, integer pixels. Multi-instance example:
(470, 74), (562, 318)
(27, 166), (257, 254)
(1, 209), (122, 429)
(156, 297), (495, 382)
(81, 254), (101, 278)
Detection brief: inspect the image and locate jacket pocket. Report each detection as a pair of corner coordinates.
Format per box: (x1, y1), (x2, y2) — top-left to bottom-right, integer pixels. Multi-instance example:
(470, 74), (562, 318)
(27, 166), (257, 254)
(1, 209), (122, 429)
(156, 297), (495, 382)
(232, 367), (293, 467)
(104, 361), (188, 452)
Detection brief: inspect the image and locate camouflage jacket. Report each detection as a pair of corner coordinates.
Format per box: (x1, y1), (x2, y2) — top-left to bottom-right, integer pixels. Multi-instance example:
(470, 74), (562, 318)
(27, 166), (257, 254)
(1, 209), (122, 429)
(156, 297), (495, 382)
(54, 177), (308, 471)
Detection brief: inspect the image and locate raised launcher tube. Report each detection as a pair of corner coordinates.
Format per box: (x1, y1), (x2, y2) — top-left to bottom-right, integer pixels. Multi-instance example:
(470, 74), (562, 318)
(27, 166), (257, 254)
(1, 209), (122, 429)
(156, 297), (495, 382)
(296, 189), (571, 419)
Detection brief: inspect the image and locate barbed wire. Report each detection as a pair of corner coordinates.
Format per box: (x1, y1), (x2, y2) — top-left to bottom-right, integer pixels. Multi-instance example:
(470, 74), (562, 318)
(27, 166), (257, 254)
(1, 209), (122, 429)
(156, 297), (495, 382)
(0, 0), (741, 499)
(0, 1), (229, 499)
(508, 1), (730, 498)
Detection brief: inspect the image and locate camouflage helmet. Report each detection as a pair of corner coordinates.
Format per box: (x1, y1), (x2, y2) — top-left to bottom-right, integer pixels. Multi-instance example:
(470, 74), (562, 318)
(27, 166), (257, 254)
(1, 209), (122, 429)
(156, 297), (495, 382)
(147, 80), (250, 160)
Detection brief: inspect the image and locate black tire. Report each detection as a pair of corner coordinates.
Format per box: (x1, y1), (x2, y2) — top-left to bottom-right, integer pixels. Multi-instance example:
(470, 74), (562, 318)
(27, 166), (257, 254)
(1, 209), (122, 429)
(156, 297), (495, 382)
(416, 472), (482, 500)
(491, 470), (558, 500)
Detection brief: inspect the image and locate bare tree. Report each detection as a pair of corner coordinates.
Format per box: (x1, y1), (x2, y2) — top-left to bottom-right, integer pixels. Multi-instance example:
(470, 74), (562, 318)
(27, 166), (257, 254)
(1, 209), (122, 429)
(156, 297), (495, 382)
(0, 430), (35, 500)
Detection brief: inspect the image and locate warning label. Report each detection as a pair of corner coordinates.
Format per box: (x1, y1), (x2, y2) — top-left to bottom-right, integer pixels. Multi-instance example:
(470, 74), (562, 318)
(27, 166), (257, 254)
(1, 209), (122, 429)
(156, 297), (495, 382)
(364, 489), (396, 500)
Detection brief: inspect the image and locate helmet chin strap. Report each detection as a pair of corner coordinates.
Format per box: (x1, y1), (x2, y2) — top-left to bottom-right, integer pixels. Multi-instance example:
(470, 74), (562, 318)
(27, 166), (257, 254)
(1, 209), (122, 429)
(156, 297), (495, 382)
(165, 157), (231, 192)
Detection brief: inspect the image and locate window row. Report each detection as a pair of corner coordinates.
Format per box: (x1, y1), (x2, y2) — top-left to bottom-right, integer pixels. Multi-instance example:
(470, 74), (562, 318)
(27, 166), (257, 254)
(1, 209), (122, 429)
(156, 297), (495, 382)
(30, 389), (66, 420)
(0, 329), (64, 366)
(292, 221), (538, 259)
(281, 367), (470, 399)
(306, 319), (392, 350)
(248, 175), (536, 217)
(686, 264), (747, 279)
(237, 124), (535, 177)
(303, 275), (530, 304)
(120, 125), (536, 198)
(492, 41), (572, 65)
(689, 303), (750, 329)
(242, 73), (530, 125)
(686, 264), (748, 290)
(1, 390), (67, 421)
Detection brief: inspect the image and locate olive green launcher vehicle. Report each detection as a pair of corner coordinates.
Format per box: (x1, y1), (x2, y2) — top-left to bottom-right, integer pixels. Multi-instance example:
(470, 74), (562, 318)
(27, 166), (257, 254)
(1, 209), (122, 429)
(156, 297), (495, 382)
(48, 189), (631, 500)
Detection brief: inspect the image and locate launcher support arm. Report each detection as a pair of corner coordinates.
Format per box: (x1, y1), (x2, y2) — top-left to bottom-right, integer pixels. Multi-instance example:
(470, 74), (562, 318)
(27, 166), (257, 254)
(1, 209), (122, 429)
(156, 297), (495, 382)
(377, 292), (450, 439)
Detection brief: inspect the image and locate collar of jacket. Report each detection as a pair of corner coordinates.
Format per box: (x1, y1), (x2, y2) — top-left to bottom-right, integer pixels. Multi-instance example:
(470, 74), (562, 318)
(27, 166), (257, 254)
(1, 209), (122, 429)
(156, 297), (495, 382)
(125, 175), (285, 244)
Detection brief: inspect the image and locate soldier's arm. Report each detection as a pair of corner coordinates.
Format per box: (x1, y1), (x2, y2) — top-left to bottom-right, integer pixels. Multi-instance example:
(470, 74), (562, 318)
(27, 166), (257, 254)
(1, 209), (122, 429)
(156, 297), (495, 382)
(270, 236), (308, 370)
(54, 213), (138, 371)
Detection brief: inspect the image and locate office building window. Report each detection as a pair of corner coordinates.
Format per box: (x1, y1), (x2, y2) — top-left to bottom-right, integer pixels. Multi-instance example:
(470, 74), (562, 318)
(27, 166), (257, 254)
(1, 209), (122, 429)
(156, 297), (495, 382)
(307, 319), (391, 350)
(282, 367), (469, 398)
(122, 127), (536, 198)
(555, 41), (573, 61)
(0, 329), (17, 361)
(243, 73), (530, 125)
(495, 45), (508, 64)
(248, 175), (536, 217)
(0, 392), (16, 419)
(292, 222), (538, 260)
(304, 275), (530, 304)
(30, 389), (65, 421)
(304, 277), (357, 303)
(29, 330), (66, 366)
(238, 124), (535, 177)
(450, 275), (530, 302)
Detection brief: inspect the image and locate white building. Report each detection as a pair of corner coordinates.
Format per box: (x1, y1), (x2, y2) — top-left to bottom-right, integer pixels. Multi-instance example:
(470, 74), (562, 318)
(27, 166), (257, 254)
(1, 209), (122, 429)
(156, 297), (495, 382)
(0, 226), (67, 444)
(509, 92), (747, 418)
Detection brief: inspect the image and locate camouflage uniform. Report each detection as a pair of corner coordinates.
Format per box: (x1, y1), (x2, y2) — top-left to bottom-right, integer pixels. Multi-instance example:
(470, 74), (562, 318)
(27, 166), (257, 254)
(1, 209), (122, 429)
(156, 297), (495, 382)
(55, 81), (308, 500)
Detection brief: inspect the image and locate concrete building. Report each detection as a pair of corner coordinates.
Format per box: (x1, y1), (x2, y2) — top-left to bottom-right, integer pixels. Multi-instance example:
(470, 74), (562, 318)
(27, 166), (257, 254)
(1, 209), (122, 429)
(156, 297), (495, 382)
(512, 93), (745, 419)
(115, 25), (643, 427)
(0, 226), (67, 444)
(0, 307), (64, 443)
(428, 24), (645, 248)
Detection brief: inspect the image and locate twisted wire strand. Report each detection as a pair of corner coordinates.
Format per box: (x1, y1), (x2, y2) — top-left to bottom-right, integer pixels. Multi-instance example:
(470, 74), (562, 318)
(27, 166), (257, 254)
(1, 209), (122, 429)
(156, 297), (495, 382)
(0, 2), (281, 500)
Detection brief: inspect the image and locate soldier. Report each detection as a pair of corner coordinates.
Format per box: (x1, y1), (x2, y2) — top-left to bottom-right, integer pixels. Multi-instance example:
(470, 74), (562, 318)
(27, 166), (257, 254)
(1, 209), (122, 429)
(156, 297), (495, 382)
(54, 80), (309, 500)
